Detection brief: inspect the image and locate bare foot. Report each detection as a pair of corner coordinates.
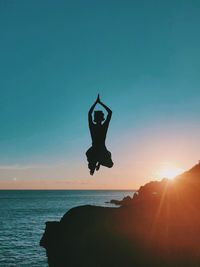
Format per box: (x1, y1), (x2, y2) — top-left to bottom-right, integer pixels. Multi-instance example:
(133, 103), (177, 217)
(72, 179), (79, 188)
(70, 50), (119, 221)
(90, 169), (95, 175)
(96, 163), (100, 171)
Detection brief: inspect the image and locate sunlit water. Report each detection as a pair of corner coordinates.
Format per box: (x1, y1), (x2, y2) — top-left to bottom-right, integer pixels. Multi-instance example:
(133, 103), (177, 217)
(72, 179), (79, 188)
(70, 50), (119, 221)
(0, 190), (134, 267)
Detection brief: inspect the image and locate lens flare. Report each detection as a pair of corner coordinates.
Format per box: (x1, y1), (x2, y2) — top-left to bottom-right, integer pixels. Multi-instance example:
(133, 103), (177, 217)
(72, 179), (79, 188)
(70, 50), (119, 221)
(155, 164), (185, 180)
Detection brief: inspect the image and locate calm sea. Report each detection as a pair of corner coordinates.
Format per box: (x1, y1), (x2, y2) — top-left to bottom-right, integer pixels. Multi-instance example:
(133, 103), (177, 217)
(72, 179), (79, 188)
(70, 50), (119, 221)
(0, 190), (134, 267)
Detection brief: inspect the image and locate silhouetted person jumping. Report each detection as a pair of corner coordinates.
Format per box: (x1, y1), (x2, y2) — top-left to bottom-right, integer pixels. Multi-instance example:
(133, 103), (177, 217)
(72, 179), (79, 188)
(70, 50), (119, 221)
(86, 94), (113, 175)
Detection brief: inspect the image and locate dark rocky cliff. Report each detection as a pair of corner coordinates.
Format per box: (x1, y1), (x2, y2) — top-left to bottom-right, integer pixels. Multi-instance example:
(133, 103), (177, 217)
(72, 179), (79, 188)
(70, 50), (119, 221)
(40, 163), (200, 267)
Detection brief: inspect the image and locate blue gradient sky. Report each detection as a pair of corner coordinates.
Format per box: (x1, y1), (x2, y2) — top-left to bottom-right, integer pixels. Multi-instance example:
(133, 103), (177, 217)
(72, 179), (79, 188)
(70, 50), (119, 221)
(1, 1), (200, 189)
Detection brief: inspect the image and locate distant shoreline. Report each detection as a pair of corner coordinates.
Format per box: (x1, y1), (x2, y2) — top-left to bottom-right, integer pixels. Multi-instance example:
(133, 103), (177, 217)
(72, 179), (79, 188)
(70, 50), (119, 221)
(0, 189), (136, 191)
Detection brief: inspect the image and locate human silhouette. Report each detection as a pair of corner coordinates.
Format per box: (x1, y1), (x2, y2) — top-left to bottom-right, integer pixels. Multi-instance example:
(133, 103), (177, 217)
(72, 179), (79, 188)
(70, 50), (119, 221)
(86, 94), (113, 175)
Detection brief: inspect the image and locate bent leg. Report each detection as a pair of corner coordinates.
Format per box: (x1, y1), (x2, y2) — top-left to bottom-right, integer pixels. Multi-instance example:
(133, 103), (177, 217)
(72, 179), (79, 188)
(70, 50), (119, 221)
(99, 149), (114, 168)
(86, 147), (98, 175)
(101, 158), (113, 168)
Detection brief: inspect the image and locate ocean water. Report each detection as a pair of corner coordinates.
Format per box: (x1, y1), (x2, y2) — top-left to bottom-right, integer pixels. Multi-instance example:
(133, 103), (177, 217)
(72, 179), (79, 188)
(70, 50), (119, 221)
(0, 190), (134, 267)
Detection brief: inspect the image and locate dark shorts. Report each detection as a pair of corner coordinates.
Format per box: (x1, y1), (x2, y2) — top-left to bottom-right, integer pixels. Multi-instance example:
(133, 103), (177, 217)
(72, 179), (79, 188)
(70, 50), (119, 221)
(86, 146), (113, 169)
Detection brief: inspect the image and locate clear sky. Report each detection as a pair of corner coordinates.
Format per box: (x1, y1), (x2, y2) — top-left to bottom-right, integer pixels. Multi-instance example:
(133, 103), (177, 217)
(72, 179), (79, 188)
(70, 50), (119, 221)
(1, 0), (200, 189)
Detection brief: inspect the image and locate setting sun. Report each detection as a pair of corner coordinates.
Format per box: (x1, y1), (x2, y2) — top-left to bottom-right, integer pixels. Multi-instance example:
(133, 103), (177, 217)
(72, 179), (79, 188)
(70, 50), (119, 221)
(155, 164), (185, 180)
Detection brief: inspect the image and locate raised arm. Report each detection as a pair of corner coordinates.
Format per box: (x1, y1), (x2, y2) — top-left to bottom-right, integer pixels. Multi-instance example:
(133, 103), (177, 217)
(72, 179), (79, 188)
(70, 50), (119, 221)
(98, 96), (112, 123)
(88, 98), (98, 126)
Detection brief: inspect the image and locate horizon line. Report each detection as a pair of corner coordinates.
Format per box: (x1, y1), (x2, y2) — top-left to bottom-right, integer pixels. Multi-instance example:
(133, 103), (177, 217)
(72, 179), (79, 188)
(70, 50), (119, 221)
(0, 188), (137, 191)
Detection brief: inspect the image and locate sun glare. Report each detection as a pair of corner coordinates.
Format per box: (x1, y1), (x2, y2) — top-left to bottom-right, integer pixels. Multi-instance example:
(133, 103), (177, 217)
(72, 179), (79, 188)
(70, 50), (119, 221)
(155, 164), (185, 180)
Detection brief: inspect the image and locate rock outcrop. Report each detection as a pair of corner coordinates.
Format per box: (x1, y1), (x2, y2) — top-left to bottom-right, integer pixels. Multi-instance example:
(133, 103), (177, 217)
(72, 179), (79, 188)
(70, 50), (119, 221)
(40, 162), (200, 267)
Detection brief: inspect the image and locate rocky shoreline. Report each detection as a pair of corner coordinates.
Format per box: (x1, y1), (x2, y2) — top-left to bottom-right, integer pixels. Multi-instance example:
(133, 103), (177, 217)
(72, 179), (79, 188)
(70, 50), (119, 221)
(40, 163), (200, 267)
